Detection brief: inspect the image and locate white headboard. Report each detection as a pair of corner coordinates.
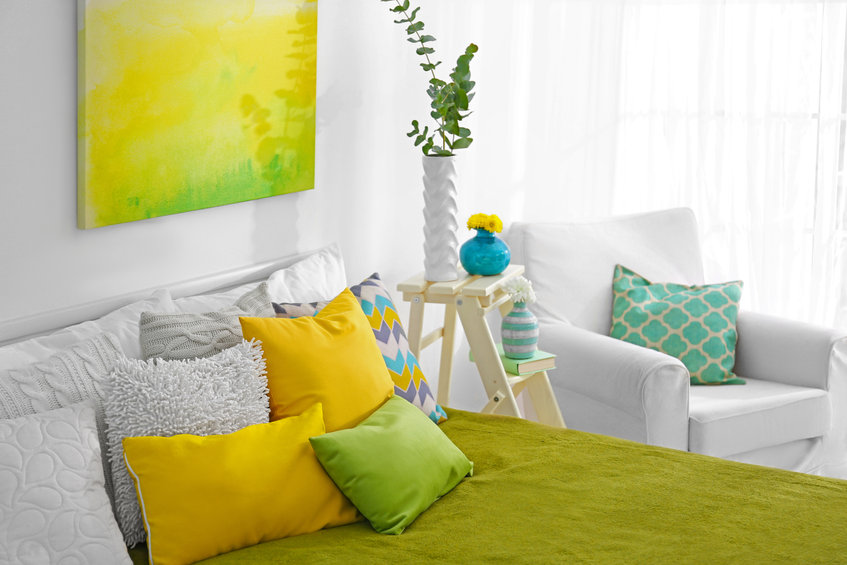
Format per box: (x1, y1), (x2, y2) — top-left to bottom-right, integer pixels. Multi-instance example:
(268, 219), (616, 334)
(0, 247), (326, 347)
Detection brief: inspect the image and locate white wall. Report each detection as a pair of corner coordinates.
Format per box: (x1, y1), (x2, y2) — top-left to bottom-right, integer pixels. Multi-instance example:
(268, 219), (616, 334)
(0, 1), (420, 323)
(0, 0), (531, 409)
(2, 1), (738, 410)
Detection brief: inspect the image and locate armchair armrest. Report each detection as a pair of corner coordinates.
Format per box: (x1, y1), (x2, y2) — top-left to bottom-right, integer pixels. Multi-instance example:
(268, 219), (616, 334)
(538, 322), (689, 450)
(734, 311), (847, 390)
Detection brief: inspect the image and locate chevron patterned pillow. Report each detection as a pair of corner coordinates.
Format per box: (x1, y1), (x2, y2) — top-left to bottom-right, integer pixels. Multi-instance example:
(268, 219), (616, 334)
(274, 274), (447, 424)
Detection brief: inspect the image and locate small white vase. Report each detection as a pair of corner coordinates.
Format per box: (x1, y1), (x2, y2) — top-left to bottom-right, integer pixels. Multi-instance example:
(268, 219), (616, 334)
(422, 155), (459, 281)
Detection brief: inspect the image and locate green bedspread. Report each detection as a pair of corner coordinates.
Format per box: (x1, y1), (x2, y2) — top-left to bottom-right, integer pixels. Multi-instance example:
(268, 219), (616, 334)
(129, 409), (847, 564)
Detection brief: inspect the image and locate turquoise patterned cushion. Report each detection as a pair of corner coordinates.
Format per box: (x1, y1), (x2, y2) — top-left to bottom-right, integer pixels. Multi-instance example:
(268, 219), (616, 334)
(610, 265), (744, 385)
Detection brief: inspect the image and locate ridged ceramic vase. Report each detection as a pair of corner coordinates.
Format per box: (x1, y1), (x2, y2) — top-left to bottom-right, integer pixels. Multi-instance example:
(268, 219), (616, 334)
(501, 302), (539, 359)
(422, 156), (459, 281)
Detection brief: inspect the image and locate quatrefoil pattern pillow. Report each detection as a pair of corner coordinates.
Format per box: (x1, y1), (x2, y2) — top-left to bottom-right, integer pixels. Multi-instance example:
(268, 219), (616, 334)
(610, 265), (745, 385)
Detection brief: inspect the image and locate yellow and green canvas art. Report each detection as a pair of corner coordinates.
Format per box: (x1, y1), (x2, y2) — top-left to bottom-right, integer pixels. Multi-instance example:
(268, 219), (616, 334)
(77, 0), (317, 229)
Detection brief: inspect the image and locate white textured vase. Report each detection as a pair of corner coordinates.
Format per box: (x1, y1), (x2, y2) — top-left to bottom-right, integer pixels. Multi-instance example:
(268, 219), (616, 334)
(422, 155), (459, 281)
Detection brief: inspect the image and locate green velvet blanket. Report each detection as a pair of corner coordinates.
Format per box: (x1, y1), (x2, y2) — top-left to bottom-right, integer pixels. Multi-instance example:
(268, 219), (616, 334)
(130, 409), (847, 564)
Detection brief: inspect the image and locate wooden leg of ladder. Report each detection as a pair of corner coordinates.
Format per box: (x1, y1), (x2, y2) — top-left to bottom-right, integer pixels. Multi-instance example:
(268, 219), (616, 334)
(525, 371), (566, 428)
(436, 302), (458, 407)
(406, 294), (425, 358)
(481, 389), (518, 415)
(457, 296), (522, 419)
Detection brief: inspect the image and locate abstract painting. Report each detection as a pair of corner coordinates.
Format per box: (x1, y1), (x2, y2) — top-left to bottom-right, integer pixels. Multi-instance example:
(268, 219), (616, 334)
(77, 0), (317, 229)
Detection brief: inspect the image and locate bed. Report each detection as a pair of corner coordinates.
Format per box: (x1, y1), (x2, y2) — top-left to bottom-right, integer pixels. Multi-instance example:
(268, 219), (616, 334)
(120, 407), (847, 564)
(2, 246), (847, 565)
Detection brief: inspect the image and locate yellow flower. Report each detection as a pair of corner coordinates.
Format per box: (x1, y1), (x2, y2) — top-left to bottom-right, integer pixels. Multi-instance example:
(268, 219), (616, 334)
(466, 213), (487, 230)
(467, 213), (503, 233)
(487, 215), (503, 233)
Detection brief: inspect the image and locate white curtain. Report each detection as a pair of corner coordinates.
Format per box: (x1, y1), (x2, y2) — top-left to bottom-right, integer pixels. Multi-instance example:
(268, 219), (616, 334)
(424, 0), (847, 328)
(609, 0), (847, 327)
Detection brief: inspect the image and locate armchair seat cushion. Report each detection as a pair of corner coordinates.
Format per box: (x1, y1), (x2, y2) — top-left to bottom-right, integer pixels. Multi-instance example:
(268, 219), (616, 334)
(689, 378), (830, 458)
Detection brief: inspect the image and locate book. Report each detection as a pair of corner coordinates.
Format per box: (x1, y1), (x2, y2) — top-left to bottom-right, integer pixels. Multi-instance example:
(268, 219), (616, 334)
(470, 345), (556, 375)
(499, 347), (556, 375)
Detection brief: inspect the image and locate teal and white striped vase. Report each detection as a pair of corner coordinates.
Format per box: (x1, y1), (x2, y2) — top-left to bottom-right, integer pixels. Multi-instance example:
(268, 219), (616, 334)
(501, 301), (539, 359)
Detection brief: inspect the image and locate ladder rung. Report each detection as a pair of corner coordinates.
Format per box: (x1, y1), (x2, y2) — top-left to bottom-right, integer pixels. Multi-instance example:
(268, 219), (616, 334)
(420, 327), (444, 350)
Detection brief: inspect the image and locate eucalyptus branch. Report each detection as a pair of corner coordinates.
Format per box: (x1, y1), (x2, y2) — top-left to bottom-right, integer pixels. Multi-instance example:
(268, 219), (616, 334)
(393, 1), (438, 81)
(381, 0), (477, 156)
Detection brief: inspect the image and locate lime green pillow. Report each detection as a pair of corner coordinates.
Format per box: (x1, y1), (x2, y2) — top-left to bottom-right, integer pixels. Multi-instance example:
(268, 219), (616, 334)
(309, 395), (473, 535)
(610, 265), (745, 385)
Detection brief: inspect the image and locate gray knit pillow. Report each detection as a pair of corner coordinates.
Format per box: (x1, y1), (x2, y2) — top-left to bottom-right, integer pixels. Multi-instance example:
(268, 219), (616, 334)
(140, 282), (274, 361)
(0, 333), (124, 510)
(102, 340), (270, 546)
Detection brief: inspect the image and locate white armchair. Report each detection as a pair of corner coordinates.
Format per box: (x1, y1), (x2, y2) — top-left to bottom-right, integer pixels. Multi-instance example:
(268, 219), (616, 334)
(508, 208), (847, 476)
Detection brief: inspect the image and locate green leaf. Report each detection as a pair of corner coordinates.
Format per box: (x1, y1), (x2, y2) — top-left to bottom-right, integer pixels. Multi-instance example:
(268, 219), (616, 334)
(430, 98), (447, 113)
(432, 147), (453, 156)
(406, 120), (420, 137)
(413, 125), (430, 146)
(466, 43), (479, 54)
(419, 35), (436, 43)
(406, 21), (424, 33)
(452, 137), (472, 149)
(422, 137), (434, 155)
(416, 46), (435, 55)
(420, 61), (442, 71)
(390, 0), (410, 13)
(430, 110), (441, 120)
(457, 127), (471, 138)
(457, 89), (469, 110)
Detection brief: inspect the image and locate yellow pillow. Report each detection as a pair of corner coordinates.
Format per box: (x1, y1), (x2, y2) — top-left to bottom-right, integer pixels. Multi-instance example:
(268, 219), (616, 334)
(240, 288), (395, 431)
(122, 403), (359, 565)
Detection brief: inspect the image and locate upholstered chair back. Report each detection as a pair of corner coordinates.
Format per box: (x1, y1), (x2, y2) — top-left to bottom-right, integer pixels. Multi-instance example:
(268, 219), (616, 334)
(507, 208), (705, 335)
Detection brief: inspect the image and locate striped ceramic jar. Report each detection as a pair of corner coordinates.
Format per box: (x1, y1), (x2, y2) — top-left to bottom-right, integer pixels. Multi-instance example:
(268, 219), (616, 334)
(501, 302), (539, 359)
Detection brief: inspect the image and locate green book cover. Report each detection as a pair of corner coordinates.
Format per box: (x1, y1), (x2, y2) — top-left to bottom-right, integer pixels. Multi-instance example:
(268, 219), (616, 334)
(470, 345), (556, 375)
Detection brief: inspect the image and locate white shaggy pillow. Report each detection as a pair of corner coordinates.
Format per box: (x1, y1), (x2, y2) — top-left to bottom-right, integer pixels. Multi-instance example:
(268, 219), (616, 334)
(102, 340), (270, 546)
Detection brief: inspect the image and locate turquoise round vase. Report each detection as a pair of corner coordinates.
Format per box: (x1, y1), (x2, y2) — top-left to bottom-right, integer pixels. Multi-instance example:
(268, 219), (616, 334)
(460, 229), (511, 276)
(501, 302), (539, 359)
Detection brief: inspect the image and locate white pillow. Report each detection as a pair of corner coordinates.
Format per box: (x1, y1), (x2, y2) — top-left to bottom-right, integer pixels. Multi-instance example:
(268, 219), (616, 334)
(0, 403), (131, 565)
(266, 243), (347, 302)
(0, 289), (175, 371)
(172, 244), (347, 313)
(172, 281), (261, 314)
(103, 340), (270, 546)
(0, 333), (124, 510)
